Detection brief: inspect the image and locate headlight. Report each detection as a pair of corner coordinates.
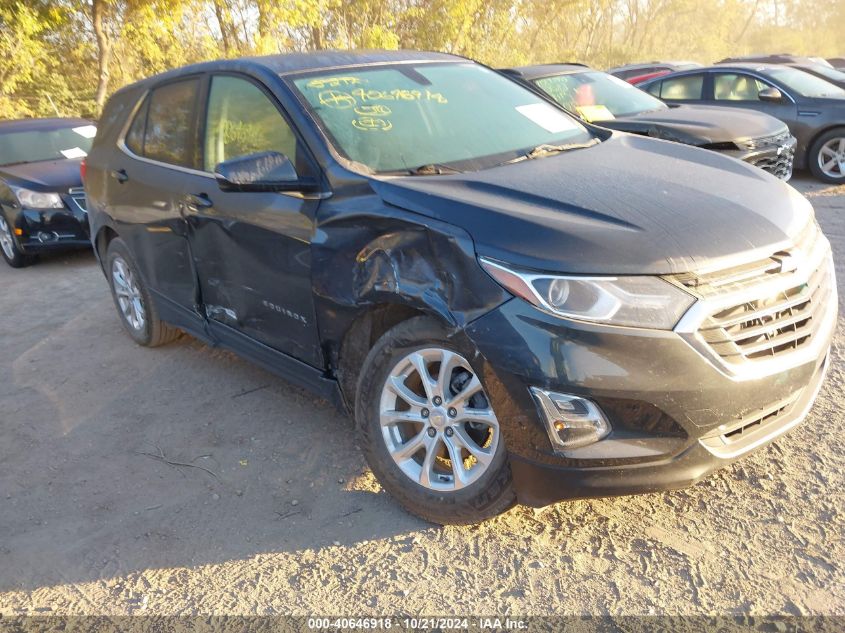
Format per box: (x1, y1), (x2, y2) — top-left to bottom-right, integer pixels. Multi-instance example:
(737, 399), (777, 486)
(12, 187), (64, 209)
(480, 257), (695, 329)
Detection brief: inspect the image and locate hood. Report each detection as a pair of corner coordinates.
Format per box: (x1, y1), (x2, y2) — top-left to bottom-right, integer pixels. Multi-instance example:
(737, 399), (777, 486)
(370, 133), (811, 275)
(0, 158), (84, 192)
(598, 105), (786, 146)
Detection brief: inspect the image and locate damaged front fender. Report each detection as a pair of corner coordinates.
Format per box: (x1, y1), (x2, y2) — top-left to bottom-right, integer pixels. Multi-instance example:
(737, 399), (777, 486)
(311, 192), (511, 405)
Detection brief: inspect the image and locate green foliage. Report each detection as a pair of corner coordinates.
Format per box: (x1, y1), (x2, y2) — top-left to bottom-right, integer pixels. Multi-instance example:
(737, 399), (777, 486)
(0, 0), (843, 119)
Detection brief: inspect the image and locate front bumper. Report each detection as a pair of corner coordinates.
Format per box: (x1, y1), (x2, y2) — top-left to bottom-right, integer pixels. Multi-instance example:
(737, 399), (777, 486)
(464, 268), (835, 506)
(5, 190), (91, 253)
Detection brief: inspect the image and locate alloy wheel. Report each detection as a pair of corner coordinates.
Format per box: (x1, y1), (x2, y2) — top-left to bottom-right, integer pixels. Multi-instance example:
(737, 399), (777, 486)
(818, 137), (845, 179)
(0, 217), (15, 260)
(379, 347), (499, 492)
(111, 256), (146, 331)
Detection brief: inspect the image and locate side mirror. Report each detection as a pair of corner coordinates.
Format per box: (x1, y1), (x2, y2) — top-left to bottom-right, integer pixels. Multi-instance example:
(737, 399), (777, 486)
(758, 87), (784, 103)
(214, 151), (314, 192)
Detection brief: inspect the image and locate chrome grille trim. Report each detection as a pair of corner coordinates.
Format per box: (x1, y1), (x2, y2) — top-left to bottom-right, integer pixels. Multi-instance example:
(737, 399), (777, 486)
(672, 225), (837, 379)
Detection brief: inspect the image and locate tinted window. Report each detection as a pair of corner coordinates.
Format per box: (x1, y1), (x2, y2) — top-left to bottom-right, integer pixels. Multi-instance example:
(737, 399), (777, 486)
(293, 63), (593, 173)
(0, 124), (96, 166)
(645, 81), (662, 97)
(657, 74), (704, 100)
(767, 67), (845, 97)
(142, 79), (199, 167)
(534, 71), (666, 120)
(125, 98), (148, 155)
(713, 73), (770, 100)
(204, 75), (298, 172)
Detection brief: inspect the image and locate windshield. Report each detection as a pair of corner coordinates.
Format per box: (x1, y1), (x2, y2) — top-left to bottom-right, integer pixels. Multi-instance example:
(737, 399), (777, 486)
(533, 71), (667, 121)
(291, 63), (594, 173)
(0, 124), (96, 166)
(766, 67), (845, 97)
(803, 65), (845, 84)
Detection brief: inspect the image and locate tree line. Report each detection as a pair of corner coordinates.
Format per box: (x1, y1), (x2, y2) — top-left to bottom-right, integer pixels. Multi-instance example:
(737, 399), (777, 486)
(1, 0), (842, 119)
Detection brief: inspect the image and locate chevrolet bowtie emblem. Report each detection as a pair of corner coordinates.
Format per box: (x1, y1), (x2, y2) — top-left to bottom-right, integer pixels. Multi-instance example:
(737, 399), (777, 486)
(777, 250), (802, 274)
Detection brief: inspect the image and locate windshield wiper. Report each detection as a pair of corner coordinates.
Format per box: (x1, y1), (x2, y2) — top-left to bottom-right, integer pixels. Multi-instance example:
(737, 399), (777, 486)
(407, 163), (463, 176)
(499, 138), (601, 166)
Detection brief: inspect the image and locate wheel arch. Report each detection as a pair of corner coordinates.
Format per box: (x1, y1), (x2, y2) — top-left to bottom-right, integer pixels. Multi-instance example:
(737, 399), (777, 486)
(312, 208), (511, 414)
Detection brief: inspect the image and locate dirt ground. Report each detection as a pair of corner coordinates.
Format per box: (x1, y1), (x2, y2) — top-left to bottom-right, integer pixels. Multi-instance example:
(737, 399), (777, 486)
(0, 174), (843, 619)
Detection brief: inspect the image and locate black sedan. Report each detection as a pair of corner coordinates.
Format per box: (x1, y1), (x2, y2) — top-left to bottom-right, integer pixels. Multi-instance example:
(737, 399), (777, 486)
(638, 64), (845, 183)
(503, 64), (796, 180)
(0, 118), (94, 267)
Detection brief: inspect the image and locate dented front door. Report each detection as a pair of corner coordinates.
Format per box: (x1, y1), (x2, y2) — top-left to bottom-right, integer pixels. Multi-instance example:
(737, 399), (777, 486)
(181, 72), (324, 367)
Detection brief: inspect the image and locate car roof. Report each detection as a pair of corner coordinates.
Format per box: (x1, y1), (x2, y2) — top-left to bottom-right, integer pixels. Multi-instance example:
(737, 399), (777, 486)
(502, 64), (590, 80)
(113, 50), (465, 95)
(0, 117), (93, 133)
(643, 63), (789, 79)
(608, 61), (699, 72)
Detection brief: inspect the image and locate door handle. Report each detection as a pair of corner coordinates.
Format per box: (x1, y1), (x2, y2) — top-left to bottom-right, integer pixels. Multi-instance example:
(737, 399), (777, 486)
(111, 169), (129, 183)
(183, 193), (213, 213)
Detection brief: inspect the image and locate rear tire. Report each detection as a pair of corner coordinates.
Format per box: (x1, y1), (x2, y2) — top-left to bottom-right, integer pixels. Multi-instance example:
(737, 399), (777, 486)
(105, 237), (181, 347)
(809, 127), (845, 184)
(0, 216), (33, 268)
(355, 316), (515, 525)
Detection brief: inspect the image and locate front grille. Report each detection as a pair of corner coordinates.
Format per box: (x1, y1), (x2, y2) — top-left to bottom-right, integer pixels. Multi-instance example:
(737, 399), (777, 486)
(672, 221), (834, 368)
(722, 391), (801, 443)
(693, 238), (832, 366)
(68, 187), (87, 212)
(750, 146), (794, 180)
(740, 130), (795, 180)
(741, 130), (792, 150)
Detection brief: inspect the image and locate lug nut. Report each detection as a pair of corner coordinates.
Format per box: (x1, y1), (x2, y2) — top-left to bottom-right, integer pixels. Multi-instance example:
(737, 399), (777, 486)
(448, 407), (457, 418)
(445, 427), (454, 437)
(421, 408), (429, 418)
(433, 396), (442, 405)
(427, 427), (436, 437)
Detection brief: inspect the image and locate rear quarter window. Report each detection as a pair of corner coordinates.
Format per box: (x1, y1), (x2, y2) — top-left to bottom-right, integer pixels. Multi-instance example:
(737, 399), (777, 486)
(125, 78), (200, 168)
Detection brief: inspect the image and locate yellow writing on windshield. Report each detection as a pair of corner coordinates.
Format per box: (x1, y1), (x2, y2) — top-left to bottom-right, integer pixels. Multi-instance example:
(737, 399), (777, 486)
(307, 76), (362, 89)
(354, 104), (392, 116)
(318, 90), (358, 109)
(352, 117), (393, 132)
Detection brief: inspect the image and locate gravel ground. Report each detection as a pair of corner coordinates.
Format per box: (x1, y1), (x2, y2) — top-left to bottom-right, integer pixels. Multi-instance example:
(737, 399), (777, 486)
(0, 174), (843, 618)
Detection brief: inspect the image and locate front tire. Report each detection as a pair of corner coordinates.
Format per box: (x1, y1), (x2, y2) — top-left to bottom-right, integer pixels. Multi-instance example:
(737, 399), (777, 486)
(355, 316), (515, 525)
(809, 127), (845, 184)
(106, 238), (180, 347)
(0, 215), (33, 268)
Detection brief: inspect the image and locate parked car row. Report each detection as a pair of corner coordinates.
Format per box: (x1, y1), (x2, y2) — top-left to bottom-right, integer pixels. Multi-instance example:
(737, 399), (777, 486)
(0, 50), (838, 525)
(502, 63), (796, 180)
(638, 63), (845, 182)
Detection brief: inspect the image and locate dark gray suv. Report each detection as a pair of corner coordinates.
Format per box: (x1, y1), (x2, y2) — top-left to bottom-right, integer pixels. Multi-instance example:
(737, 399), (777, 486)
(85, 51), (835, 524)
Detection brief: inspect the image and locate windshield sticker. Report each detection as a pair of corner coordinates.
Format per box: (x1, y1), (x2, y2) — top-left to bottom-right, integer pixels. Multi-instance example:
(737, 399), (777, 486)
(72, 125), (97, 139)
(575, 104), (615, 122)
(60, 147), (88, 159)
(515, 103), (580, 133)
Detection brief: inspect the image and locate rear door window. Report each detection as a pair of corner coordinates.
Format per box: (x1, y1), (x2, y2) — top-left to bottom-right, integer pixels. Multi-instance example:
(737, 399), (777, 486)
(655, 74), (704, 100)
(126, 78), (200, 168)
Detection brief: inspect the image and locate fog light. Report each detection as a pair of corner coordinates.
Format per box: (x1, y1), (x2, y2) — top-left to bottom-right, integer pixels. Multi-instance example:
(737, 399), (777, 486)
(530, 388), (611, 450)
